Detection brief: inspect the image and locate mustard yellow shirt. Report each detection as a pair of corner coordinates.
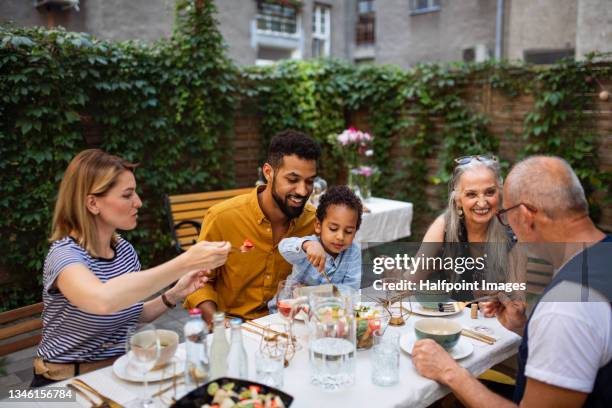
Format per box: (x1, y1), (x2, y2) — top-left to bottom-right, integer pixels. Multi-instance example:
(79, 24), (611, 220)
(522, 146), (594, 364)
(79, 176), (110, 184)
(184, 186), (316, 319)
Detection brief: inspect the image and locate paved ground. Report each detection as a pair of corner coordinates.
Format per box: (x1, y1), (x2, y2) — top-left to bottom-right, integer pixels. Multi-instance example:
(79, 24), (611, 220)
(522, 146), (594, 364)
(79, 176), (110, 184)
(0, 306), (191, 399)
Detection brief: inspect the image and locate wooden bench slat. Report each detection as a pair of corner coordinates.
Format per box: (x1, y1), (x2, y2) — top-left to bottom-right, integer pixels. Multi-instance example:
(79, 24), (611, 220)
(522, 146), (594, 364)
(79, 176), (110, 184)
(170, 198), (235, 212)
(0, 302), (43, 325)
(0, 334), (42, 357)
(168, 188), (252, 204)
(527, 274), (553, 285)
(0, 319), (43, 341)
(176, 227), (200, 238)
(526, 263), (554, 274)
(527, 283), (546, 295)
(173, 210), (210, 222)
(178, 236), (198, 246)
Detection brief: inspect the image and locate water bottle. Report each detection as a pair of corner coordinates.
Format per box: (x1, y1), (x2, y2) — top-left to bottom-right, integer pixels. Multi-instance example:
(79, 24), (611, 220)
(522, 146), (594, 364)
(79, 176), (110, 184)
(209, 312), (230, 380)
(227, 318), (249, 379)
(184, 308), (209, 389)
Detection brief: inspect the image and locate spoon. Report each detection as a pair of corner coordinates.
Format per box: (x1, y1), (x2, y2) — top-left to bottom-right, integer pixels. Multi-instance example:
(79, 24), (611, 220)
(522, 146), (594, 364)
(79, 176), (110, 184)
(320, 269), (341, 296)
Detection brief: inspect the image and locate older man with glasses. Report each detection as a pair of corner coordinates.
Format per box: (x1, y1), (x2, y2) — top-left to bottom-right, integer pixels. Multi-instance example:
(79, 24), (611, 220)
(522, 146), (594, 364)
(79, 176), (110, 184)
(412, 155), (612, 408)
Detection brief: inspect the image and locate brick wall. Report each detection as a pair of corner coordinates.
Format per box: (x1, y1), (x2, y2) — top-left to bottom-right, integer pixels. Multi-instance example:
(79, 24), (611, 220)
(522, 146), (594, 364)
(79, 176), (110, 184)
(231, 76), (612, 239)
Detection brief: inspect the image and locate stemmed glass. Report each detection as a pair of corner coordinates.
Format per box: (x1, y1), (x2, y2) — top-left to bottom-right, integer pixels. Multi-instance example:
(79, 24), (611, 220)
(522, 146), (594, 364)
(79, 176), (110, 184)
(275, 280), (308, 349)
(125, 323), (160, 408)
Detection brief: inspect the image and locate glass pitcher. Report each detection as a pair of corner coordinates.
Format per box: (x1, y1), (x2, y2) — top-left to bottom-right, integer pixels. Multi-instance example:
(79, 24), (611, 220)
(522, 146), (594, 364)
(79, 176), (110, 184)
(308, 292), (356, 391)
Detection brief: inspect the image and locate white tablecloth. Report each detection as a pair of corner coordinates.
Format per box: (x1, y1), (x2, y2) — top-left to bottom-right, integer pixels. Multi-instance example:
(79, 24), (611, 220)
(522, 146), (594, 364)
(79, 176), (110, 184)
(357, 197), (413, 244)
(13, 308), (520, 408)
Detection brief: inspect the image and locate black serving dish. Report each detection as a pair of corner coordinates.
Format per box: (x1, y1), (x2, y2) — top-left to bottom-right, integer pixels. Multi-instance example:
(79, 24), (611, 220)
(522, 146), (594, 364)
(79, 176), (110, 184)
(171, 377), (294, 407)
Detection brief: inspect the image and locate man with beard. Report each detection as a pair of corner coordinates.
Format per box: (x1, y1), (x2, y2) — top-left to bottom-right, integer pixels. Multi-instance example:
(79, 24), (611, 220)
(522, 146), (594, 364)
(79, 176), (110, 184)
(184, 130), (321, 324)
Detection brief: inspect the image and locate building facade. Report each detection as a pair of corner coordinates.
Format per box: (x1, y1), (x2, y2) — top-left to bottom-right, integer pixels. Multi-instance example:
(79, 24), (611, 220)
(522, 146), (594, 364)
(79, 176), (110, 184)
(215, 0), (351, 65)
(1, 0), (610, 68)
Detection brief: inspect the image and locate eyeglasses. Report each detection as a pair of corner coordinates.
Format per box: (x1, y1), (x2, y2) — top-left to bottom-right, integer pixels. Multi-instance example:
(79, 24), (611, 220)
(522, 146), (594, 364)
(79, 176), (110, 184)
(496, 203), (537, 227)
(454, 155), (498, 166)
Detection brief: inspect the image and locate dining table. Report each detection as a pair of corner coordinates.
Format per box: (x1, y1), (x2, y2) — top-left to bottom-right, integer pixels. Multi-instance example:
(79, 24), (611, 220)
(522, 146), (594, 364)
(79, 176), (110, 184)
(357, 197), (413, 247)
(6, 304), (521, 408)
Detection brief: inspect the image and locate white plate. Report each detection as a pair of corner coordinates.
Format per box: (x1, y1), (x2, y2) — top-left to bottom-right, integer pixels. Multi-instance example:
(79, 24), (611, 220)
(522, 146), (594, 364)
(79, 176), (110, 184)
(400, 332), (473, 360)
(392, 300), (462, 317)
(113, 347), (185, 382)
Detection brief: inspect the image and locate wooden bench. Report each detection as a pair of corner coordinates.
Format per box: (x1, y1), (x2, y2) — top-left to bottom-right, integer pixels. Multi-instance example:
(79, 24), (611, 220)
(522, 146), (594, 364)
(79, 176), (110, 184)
(164, 187), (252, 253)
(526, 257), (554, 295)
(0, 302), (43, 357)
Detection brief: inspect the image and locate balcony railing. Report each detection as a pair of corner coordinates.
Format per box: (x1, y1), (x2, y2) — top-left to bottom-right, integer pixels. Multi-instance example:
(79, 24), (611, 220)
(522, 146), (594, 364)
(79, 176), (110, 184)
(255, 2), (299, 37)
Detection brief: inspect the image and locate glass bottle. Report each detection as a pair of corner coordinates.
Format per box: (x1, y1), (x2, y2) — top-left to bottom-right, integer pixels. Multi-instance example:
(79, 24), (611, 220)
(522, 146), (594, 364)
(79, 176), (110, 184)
(227, 318), (249, 379)
(184, 309), (209, 389)
(209, 312), (230, 380)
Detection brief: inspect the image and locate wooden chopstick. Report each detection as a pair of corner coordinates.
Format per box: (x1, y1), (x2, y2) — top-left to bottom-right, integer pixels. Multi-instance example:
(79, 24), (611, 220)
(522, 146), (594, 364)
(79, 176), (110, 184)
(245, 320), (294, 340)
(241, 324), (264, 337)
(463, 328), (496, 343)
(461, 329), (496, 345)
(245, 320), (284, 336)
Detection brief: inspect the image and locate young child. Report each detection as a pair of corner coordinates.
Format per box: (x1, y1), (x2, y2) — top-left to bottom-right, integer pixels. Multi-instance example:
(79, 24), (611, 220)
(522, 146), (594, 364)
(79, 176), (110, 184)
(268, 185), (363, 312)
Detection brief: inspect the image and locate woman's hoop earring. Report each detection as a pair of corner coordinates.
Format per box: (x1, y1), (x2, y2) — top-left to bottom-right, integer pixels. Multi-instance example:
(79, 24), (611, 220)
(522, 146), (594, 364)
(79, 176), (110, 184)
(457, 207), (463, 217)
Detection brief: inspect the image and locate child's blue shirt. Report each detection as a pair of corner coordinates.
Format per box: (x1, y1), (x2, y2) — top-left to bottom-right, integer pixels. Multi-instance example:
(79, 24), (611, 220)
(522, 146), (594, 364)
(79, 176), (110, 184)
(268, 235), (361, 312)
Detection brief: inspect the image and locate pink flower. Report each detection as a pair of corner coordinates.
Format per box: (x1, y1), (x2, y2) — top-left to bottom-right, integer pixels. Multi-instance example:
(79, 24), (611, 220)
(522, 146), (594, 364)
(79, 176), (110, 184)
(337, 131), (350, 145)
(359, 166), (374, 177)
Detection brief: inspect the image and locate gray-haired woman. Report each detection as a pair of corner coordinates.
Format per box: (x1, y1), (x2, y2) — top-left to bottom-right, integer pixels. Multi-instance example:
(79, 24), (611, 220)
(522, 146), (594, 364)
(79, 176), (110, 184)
(419, 155), (522, 300)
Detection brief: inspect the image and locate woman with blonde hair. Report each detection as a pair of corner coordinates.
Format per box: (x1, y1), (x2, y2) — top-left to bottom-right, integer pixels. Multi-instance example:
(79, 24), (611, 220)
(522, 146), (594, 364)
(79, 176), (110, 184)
(32, 149), (230, 386)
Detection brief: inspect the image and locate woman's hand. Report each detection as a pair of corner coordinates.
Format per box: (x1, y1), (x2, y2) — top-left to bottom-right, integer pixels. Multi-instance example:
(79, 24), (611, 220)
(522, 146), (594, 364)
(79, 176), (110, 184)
(303, 240), (327, 273)
(181, 240), (230, 271)
(166, 269), (210, 304)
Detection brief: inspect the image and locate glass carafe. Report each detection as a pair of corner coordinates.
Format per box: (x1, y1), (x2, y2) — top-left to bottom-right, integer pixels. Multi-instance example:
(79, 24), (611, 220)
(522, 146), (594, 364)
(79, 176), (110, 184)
(308, 294), (356, 391)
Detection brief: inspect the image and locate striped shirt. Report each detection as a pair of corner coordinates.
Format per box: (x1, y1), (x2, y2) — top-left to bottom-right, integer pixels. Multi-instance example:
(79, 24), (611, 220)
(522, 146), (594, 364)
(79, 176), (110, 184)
(268, 235), (362, 312)
(37, 236), (143, 363)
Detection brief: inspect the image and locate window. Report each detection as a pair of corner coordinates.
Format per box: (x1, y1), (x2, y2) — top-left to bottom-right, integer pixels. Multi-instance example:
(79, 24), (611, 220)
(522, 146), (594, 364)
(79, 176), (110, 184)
(312, 4), (331, 57)
(463, 48), (475, 63)
(410, 0), (440, 15)
(524, 49), (575, 65)
(356, 0), (375, 45)
(358, 0), (374, 14)
(256, 2), (298, 35)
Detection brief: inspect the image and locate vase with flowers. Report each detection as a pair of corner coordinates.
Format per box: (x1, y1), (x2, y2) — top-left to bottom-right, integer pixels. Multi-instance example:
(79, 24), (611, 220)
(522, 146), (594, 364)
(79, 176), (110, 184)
(349, 165), (379, 200)
(330, 127), (379, 201)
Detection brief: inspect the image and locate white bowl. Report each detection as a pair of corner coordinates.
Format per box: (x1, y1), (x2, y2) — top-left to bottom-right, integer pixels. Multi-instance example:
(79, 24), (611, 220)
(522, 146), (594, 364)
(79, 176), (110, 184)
(154, 329), (179, 369)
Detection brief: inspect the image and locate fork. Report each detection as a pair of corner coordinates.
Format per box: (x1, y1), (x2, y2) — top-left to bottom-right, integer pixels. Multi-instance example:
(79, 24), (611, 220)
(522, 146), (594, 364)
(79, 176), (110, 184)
(422, 302), (456, 313)
(72, 379), (123, 408)
(68, 383), (108, 408)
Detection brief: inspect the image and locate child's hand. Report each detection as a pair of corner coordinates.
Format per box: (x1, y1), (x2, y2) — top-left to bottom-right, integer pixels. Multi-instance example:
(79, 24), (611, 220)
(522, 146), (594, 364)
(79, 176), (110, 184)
(302, 240), (327, 273)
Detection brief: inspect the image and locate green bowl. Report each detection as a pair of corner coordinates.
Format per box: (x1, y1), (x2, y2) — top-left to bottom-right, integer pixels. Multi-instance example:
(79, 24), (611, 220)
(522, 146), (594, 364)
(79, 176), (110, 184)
(414, 318), (461, 350)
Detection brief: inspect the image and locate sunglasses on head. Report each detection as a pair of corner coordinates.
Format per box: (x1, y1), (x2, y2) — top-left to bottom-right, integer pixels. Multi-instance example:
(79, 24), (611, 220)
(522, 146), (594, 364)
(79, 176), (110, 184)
(454, 155), (498, 166)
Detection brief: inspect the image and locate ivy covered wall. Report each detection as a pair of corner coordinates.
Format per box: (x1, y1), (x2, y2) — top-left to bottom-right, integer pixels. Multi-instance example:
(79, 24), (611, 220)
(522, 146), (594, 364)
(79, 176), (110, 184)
(1, 0), (610, 311)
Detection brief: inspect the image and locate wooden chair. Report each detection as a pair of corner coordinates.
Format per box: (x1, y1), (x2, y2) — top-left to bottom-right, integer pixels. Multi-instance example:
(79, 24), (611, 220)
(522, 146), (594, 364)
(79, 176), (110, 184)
(0, 302), (43, 357)
(526, 257), (554, 296)
(164, 187), (252, 253)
